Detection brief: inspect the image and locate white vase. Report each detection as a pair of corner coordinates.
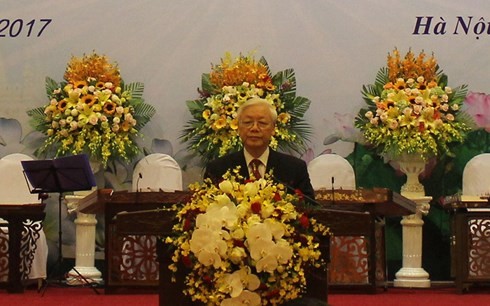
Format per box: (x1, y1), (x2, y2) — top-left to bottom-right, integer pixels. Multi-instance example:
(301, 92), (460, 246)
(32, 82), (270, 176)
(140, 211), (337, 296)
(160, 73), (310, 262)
(396, 154), (426, 198)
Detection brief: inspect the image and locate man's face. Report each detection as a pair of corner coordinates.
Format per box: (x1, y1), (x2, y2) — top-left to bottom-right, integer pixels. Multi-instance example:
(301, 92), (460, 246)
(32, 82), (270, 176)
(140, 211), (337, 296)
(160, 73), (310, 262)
(238, 104), (275, 155)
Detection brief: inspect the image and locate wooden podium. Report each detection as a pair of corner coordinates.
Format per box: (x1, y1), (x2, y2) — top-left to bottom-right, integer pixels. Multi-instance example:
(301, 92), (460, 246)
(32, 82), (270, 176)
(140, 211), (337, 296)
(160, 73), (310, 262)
(115, 202), (371, 305)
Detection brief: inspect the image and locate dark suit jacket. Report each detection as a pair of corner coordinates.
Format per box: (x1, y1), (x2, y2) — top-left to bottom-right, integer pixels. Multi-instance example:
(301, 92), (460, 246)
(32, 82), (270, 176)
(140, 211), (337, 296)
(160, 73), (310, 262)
(204, 149), (315, 200)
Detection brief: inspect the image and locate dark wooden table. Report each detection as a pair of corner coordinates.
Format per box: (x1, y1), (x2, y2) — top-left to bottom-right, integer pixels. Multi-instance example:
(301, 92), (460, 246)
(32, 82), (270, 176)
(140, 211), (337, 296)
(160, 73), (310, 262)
(441, 197), (490, 293)
(315, 188), (417, 293)
(77, 189), (191, 293)
(0, 203), (46, 293)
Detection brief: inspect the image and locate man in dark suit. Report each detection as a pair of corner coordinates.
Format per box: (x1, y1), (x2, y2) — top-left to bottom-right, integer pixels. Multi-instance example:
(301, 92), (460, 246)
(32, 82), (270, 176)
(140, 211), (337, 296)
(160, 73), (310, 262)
(204, 97), (315, 200)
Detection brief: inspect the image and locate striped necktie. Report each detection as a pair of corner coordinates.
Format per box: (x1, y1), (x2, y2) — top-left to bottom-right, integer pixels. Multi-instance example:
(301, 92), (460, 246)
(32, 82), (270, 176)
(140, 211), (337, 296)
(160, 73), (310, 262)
(250, 159), (262, 179)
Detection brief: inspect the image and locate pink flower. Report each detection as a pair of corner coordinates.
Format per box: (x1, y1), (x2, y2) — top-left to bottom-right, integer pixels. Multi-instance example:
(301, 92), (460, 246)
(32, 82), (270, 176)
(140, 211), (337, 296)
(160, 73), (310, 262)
(464, 92), (490, 132)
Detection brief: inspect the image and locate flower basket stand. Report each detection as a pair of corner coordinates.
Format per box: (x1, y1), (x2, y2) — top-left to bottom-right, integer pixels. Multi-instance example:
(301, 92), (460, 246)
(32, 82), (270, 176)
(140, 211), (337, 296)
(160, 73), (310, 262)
(392, 157), (431, 288)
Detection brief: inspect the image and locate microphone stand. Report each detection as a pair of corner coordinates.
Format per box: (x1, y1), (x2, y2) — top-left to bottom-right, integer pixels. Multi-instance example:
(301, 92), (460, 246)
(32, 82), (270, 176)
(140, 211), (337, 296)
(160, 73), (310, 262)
(270, 176), (322, 208)
(136, 173), (142, 192)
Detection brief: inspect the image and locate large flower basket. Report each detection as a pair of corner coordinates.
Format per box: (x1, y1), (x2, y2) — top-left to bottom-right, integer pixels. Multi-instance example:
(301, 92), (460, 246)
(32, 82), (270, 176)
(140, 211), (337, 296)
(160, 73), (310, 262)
(181, 51), (312, 165)
(27, 52), (156, 169)
(355, 48), (472, 163)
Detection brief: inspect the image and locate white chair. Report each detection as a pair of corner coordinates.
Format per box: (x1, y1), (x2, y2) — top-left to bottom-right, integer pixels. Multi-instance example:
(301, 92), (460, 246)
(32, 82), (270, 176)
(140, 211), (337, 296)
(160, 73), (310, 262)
(120, 154), (183, 281)
(0, 153), (48, 286)
(307, 153), (356, 190)
(132, 153), (183, 192)
(462, 153), (490, 197)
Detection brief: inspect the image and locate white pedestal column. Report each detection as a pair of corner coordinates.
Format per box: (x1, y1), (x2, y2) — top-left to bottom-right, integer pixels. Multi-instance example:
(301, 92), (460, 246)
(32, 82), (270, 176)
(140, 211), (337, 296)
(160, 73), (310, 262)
(65, 194), (102, 285)
(394, 196), (431, 288)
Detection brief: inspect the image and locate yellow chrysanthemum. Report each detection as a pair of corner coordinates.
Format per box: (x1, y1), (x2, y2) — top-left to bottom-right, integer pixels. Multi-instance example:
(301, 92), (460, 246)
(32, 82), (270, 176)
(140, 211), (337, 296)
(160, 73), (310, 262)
(73, 80), (88, 90)
(57, 99), (68, 111)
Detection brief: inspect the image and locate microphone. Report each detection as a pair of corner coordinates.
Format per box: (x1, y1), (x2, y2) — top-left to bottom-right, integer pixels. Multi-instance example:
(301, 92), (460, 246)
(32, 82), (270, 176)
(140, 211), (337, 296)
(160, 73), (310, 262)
(38, 193), (49, 202)
(136, 172), (143, 192)
(331, 177), (335, 205)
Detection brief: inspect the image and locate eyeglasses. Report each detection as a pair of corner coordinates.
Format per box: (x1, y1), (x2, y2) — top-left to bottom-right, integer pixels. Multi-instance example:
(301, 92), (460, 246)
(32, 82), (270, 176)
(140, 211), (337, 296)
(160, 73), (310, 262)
(239, 120), (272, 129)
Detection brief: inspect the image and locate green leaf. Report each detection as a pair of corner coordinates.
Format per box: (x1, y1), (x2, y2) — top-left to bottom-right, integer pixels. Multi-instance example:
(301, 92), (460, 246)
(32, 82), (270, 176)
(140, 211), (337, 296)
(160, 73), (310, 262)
(26, 106), (48, 131)
(438, 72), (448, 88)
(125, 82), (144, 100)
(133, 103), (156, 130)
(273, 68), (296, 101)
(201, 73), (214, 94)
(374, 67), (389, 89)
(186, 99), (206, 116)
(259, 56), (272, 77)
(45, 77), (60, 97)
(451, 84), (468, 103)
(289, 96), (310, 117)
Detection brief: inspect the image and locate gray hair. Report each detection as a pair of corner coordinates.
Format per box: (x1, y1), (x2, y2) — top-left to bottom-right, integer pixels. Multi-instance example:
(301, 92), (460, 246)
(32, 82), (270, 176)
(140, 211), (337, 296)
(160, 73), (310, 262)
(237, 97), (278, 122)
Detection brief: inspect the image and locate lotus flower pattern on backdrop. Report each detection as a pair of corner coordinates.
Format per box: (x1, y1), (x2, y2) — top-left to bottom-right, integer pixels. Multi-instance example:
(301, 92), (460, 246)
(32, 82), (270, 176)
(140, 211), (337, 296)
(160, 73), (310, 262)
(463, 91), (490, 132)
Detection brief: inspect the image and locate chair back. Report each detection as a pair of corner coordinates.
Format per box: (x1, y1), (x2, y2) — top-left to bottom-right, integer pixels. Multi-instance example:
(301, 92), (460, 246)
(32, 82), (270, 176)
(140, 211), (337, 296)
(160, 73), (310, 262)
(132, 153), (183, 192)
(0, 153), (40, 204)
(462, 153), (490, 196)
(307, 154), (356, 190)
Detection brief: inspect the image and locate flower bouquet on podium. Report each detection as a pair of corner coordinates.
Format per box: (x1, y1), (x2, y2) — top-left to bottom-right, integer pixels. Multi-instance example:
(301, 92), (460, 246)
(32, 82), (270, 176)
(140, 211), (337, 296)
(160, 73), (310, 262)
(165, 167), (330, 305)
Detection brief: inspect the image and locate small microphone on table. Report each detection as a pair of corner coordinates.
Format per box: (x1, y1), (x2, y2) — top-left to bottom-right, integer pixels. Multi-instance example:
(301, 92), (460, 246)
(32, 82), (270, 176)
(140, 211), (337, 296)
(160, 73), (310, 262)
(38, 193), (49, 202)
